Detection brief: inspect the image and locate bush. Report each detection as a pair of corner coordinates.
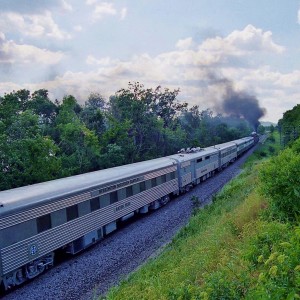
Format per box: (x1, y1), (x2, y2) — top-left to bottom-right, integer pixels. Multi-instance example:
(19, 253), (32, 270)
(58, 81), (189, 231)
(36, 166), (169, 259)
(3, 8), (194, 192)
(268, 145), (275, 154)
(268, 135), (275, 143)
(259, 141), (300, 222)
(244, 223), (300, 299)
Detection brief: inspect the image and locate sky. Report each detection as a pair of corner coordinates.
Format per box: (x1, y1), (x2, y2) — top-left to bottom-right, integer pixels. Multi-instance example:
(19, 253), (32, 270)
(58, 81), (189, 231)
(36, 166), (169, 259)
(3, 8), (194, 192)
(0, 1), (300, 123)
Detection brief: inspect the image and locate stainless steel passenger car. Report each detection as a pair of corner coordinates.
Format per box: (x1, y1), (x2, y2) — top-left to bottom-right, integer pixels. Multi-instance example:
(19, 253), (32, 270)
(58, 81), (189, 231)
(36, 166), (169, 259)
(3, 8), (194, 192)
(212, 141), (238, 169)
(0, 157), (178, 290)
(235, 137), (254, 156)
(0, 135), (256, 292)
(169, 147), (219, 192)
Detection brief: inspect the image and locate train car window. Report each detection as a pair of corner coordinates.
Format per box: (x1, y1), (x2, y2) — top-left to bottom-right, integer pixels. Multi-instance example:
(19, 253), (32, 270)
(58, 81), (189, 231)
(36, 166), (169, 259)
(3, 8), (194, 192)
(126, 185), (133, 197)
(90, 197), (100, 212)
(100, 194), (110, 208)
(170, 171), (176, 180)
(151, 177), (157, 187)
(161, 174), (167, 183)
(66, 205), (79, 221)
(37, 214), (52, 233)
(110, 191), (118, 203)
(205, 156), (210, 160)
(140, 181), (146, 192)
(196, 158), (202, 163)
(132, 183), (139, 195)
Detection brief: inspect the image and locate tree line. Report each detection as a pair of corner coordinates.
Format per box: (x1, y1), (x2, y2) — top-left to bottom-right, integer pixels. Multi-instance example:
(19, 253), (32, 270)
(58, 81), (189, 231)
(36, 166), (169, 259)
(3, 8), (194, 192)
(278, 104), (300, 146)
(0, 82), (253, 191)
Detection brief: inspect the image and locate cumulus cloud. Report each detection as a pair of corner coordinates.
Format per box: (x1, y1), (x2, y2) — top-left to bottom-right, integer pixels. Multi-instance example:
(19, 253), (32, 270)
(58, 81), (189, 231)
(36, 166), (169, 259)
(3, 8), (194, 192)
(87, 2), (117, 20)
(0, 32), (64, 65)
(0, 25), (291, 122)
(86, 55), (118, 66)
(199, 24), (285, 59)
(176, 37), (194, 50)
(0, 11), (72, 40)
(86, 0), (127, 21)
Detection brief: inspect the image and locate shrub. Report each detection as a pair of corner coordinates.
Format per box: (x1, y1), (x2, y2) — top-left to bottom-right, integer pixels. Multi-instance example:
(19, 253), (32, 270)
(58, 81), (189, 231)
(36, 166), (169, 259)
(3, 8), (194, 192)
(245, 223), (300, 299)
(259, 142), (300, 222)
(268, 145), (275, 154)
(268, 135), (275, 143)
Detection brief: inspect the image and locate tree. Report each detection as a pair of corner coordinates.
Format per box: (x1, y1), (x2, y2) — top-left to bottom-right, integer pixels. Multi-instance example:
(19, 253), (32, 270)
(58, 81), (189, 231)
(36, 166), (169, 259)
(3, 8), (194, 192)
(0, 90), (31, 126)
(108, 82), (187, 160)
(80, 92), (107, 137)
(257, 124), (266, 135)
(54, 95), (101, 175)
(85, 92), (106, 110)
(0, 110), (61, 190)
(278, 104), (300, 145)
(28, 89), (58, 124)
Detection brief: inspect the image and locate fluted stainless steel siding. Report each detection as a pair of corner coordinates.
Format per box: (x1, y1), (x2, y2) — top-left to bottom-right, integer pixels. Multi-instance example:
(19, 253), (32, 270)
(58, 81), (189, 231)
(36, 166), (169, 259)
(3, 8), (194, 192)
(221, 153), (237, 166)
(0, 179), (178, 275)
(0, 166), (176, 230)
(0, 193), (90, 230)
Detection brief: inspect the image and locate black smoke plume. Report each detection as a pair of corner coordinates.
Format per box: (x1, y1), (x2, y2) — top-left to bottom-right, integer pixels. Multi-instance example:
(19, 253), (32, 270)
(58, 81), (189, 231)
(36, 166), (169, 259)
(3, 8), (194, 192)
(222, 85), (266, 131)
(207, 73), (266, 130)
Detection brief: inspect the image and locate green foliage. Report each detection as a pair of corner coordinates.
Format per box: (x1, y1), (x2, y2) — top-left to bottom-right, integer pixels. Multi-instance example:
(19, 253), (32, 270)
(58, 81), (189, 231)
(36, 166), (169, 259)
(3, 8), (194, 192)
(54, 96), (101, 175)
(257, 124), (266, 134)
(244, 222), (300, 299)
(105, 159), (262, 300)
(99, 144), (125, 169)
(0, 110), (61, 189)
(191, 195), (201, 207)
(104, 134), (300, 300)
(268, 135), (276, 143)
(259, 138), (300, 221)
(278, 104), (300, 145)
(0, 84), (263, 191)
(180, 107), (252, 147)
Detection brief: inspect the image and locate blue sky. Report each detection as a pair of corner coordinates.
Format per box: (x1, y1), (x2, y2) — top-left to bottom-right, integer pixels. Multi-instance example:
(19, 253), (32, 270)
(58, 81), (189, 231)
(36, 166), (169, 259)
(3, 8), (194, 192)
(0, 0), (300, 122)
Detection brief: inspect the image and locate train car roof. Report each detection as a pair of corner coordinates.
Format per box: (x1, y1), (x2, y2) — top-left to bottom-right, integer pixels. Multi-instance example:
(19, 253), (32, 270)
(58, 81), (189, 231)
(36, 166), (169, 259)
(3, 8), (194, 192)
(233, 137), (254, 145)
(0, 156), (175, 215)
(167, 147), (218, 162)
(211, 141), (237, 150)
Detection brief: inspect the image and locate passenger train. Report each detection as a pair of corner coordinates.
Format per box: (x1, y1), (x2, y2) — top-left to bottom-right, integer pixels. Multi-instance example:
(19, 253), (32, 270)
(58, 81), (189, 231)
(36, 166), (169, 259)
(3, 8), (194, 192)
(0, 136), (256, 291)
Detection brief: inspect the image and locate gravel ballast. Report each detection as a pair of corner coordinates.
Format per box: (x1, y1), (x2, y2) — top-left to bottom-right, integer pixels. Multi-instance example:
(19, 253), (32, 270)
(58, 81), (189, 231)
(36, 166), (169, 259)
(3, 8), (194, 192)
(2, 145), (258, 300)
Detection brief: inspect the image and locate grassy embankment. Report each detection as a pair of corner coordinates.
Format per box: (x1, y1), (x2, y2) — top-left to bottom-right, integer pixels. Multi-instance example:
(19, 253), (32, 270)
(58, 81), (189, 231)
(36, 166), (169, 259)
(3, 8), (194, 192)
(103, 131), (300, 299)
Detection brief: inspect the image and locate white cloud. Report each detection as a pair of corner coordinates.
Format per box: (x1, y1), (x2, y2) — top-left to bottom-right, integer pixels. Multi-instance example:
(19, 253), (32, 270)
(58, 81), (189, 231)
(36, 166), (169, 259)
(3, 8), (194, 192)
(0, 11), (72, 40)
(0, 25), (293, 123)
(91, 2), (117, 20)
(176, 37), (194, 50)
(0, 32), (64, 65)
(86, 1), (127, 21)
(199, 24), (285, 59)
(86, 55), (118, 66)
(298, 8), (300, 24)
(120, 7), (127, 20)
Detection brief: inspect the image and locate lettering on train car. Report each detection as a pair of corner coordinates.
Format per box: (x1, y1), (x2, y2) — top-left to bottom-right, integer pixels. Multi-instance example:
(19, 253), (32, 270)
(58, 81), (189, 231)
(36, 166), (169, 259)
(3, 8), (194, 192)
(115, 202), (131, 212)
